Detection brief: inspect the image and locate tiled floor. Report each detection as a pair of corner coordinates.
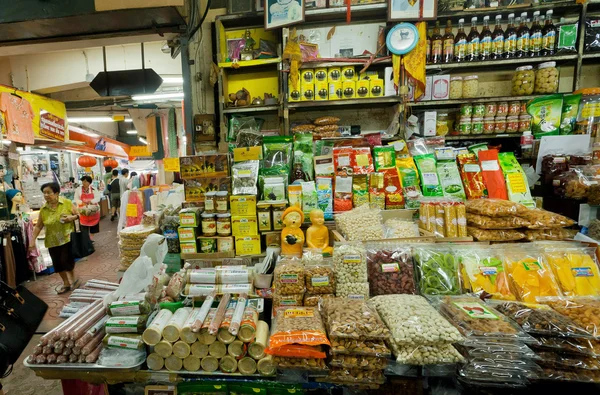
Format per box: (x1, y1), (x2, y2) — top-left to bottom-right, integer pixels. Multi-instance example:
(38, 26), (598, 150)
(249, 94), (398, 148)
(2, 216), (121, 394)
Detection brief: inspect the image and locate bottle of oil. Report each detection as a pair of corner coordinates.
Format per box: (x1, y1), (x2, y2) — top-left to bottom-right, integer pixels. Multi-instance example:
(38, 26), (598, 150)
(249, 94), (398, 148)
(492, 15), (505, 60)
(542, 9), (556, 56)
(431, 21), (443, 64)
(454, 18), (468, 62)
(530, 11), (543, 57)
(516, 12), (530, 58)
(504, 13), (517, 59)
(426, 28), (432, 63)
(443, 20), (455, 63)
(467, 17), (480, 62)
(480, 16), (492, 60)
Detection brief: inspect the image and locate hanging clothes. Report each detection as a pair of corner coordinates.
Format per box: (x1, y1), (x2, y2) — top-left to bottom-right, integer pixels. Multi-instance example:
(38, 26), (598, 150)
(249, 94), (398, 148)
(0, 220), (31, 286)
(143, 188), (154, 212)
(168, 108), (178, 158)
(126, 191), (144, 228)
(0, 92), (35, 145)
(146, 116), (159, 153)
(20, 218), (45, 273)
(3, 233), (16, 287)
(152, 117), (165, 160)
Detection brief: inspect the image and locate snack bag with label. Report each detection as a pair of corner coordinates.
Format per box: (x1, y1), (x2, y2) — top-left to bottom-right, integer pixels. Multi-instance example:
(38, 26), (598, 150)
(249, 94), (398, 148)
(414, 154), (443, 197)
(503, 247), (562, 303)
(457, 154), (488, 199)
(478, 149), (508, 200)
(544, 247), (600, 296)
(498, 152), (535, 208)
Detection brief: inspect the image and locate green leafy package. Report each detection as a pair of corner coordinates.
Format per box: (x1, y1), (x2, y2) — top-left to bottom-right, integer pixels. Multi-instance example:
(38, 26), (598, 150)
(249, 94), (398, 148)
(263, 136), (293, 169)
(527, 94), (564, 138)
(498, 152), (535, 208)
(301, 181), (318, 219)
(263, 176), (286, 201)
(560, 93), (582, 135)
(373, 145), (397, 171)
(314, 139), (335, 156)
(294, 133), (314, 181)
(437, 160), (466, 200)
(414, 154), (443, 197)
(468, 143), (488, 159)
(316, 176), (333, 220)
(259, 167), (289, 200)
(228, 116), (259, 142)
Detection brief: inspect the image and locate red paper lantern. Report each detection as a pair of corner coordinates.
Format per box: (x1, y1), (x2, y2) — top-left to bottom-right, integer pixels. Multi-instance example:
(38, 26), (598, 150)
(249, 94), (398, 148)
(78, 155), (97, 171)
(103, 158), (118, 169)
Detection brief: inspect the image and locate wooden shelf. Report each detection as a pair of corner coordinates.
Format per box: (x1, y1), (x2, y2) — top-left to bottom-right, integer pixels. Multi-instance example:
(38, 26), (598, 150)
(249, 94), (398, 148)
(409, 95), (541, 108)
(437, 1), (580, 21)
(288, 96), (399, 109)
(582, 52), (600, 60)
(218, 57), (281, 69)
(444, 133), (523, 141)
(222, 105), (279, 114)
(426, 54), (578, 71)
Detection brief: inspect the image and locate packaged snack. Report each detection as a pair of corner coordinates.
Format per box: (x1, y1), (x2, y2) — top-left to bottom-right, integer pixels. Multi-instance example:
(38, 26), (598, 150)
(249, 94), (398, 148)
(414, 154), (443, 197)
(413, 245), (461, 295)
(273, 292), (304, 308)
(366, 244), (416, 296)
(468, 227), (526, 242)
(466, 198), (528, 217)
(458, 341), (537, 359)
(303, 293), (334, 307)
(231, 161), (260, 195)
(332, 243), (368, 284)
(527, 94), (563, 138)
(263, 136), (293, 169)
(334, 205), (383, 242)
(352, 147), (374, 174)
(532, 335), (599, 357)
(524, 228), (578, 241)
(368, 172), (386, 210)
(503, 248), (562, 303)
(273, 257), (305, 295)
(544, 248), (600, 296)
(333, 175), (353, 213)
(352, 175), (369, 208)
(373, 146), (396, 171)
(268, 307), (330, 349)
(301, 181), (318, 218)
(324, 367), (385, 384)
(396, 157), (422, 209)
(329, 354), (388, 370)
(467, 213), (531, 229)
(336, 282), (369, 300)
(391, 343), (464, 365)
(273, 356), (327, 370)
(382, 168), (405, 209)
(478, 149), (508, 200)
(314, 116), (340, 126)
(540, 297), (600, 338)
(321, 298), (390, 340)
(437, 159), (466, 200)
(454, 246), (515, 300)
(383, 218), (419, 239)
(304, 261), (336, 295)
(316, 177), (334, 220)
(457, 154), (488, 199)
(267, 344), (326, 359)
(560, 93), (582, 134)
(333, 147), (354, 176)
(537, 367), (600, 382)
(330, 338), (391, 357)
(520, 208), (576, 229)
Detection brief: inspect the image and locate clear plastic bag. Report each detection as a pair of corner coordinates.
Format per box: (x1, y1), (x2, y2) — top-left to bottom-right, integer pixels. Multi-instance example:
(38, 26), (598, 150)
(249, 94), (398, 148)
(435, 296), (536, 343)
(531, 335), (599, 357)
(335, 282), (369, 300)
(97, 347), (146, 367)
(543, 247), (600, 297)
(456, 343), (538, 360)
(537, 366), (600, 383)
(321, 298), (390, 341)
(334, 205), (384, 241)
(383, 218), (420, 239)
(273, 257), (305, 295)
(390, 343), (464, 365)
(413, 245), (461, 296)
(303, 293), (334, 307)
(535, 351), (600, 370)
(539, 297), (600, 338)
(325, 367), (386, 384)
(467, 227), (526, 242)
(488, 300), (591, 338)
(333, 243), (368, 284)
(231, 161), (260, 196)
(269, 307), (330, 349)
(524, 228), (578, 241)
(465, 199), (528, 217)
(328, 354), (388, 370)
(272, 292), (304, 309)
(365, 244), (416, 296)
(330, 338), (391, 357)
(304, 261), (335, 295)
(467, 214), (531, 229)
(272, 356), (327, 370)
(520, 208), (576, 229)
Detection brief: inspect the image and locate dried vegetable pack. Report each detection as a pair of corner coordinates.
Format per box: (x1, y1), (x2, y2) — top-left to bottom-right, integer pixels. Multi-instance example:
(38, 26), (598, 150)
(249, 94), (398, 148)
(413, 245), (461, 295)
(465, 198), (527, 217)
(455, 246), (515, 300)
(543, 247), (600, 296)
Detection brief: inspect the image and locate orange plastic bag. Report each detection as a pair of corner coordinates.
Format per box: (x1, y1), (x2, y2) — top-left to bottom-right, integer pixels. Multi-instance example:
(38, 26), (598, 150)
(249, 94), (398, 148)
(268, 307), (330, 350)
(265, 344), (327, 359)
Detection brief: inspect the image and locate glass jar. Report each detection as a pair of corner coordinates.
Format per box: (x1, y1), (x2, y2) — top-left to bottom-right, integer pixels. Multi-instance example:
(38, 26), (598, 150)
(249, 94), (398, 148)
(459, 117), (472, 135)
(535, 61), (559, 94)
(574, 88), (600, 136)
(506, 116), (520, 133)
(484, 102), (497, 117)
(508, 101), (521, 116)
(472, 104), (485, 117)
(216, 191), (229, 213)
(436, 113), (450, 136)
(495, 116), (507, 133)
(216, 213), (232, 236)
(593, 142), (600, 165)
(272, 202), (287, 230)
(511, 65), (535, 96)
(460, 104), (473, 117)
(204, 191), (216, 213)
(483, 117), (496, 134)
(201, 212), (217, 236)
(471, 117), (484, 135)
(520, 101), (528, 114)
(257, 202), (272, 232)
(496, 102), (509, 117)
(463, 75), (479, 98)
(519, 114), (532, 132)
(450, 77), (463, 99)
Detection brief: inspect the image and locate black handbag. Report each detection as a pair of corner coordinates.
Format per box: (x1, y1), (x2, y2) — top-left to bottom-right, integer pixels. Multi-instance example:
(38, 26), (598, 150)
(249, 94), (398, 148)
(0, 281), (47, 335)
(0, 305), (33, 377)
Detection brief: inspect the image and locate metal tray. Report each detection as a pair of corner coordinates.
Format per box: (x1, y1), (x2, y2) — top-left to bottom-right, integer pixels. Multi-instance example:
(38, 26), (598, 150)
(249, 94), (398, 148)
(24, 360), (144, 373)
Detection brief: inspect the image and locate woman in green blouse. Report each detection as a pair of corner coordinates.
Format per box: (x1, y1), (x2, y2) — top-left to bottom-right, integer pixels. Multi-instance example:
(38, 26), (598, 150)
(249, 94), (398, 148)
(30, 182), (80, 294)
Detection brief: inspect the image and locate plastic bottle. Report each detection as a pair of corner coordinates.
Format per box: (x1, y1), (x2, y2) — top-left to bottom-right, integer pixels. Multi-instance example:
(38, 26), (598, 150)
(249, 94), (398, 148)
(467, 17), (480, 62)
(431, 21), (443, 64)
(454, 18), (468, 62)
(480, 16), (493, 60)
(530, 11), (543, 57)
(443, 20), (455, 63)
(521, 131), (533, 159)
(504, 13), (517, 59)
(516, 12), (530, 58)
(492, 15), (505, 60)
(542, 9), (556, 56)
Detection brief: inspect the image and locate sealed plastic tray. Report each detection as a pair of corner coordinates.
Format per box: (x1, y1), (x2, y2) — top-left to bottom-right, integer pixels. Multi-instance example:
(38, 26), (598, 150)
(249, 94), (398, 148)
(531, 335), (598, 357)
(329, 354), (388, 370)
(536, 367), (600, 383)
(540, 297), (600, 338)
(24, 359), (144, 372)
(535, 351), (600, 370)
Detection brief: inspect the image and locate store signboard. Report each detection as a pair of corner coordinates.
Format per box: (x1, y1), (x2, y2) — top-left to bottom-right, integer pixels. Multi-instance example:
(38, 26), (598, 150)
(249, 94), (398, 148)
(130, 145), (152, 157)
(39, 112), (66, 141)
(163, 157), (180, 172)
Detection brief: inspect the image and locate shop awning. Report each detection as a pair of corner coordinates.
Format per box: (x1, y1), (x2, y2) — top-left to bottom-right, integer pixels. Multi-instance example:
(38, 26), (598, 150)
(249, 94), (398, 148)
(48, 128), (131, 159)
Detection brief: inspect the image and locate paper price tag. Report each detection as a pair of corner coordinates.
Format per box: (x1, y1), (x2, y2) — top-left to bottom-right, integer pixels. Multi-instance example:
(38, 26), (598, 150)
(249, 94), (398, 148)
(163, 158), (180, 172)
(126, 204), (138, 217)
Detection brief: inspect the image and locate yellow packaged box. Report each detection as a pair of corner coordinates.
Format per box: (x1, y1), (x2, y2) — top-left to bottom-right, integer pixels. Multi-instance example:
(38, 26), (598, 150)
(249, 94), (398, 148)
(288, 185), (303, 208)
(315, 81), (329, 101)
(235, 236), (261, 256)
(301, 69), (315, 84)
(179, 208), (202, 227)
(328, 67), (342, 82)
(342, 80), (356, 99)
(178, 227), (197, 243)
(180, 241), (198, 254)
(342, 66), (357, 81)
(232, 216), (258, 237)
(289, 76), (301, 102)
(329, 81), (343, 100)
(356, 80), (370, 99)
(301, 83), (315, 101)
(230, 195), (257, 216)
(370, 78), (384, 97)
(315, 68), (328, 83)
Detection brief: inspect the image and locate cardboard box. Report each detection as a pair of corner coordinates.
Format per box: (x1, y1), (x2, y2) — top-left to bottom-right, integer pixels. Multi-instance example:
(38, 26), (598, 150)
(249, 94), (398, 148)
(179, 208), (202, 227)
(328, 67), (342, 82)
(384, 67), (396, 97)
(432, 74), (450, 101)
(230, 195), (257, 216)
(315, 68), (328, 83)
(217, 237), (235, 253)
(342, 80), (356, 99)
(341, 66), (357, 81)
(423, 76), (433, 101)
(315, 81), (329, 101)
(329, 82), (343, 100)
(356, 80), (370, 99)
(95, 0), (183, 11)
(180, 155), (228, 178)
(178, 227), (197, 243)
(301, 83), (315, 101)
(264, 232), (282, 247)
(183, 177), (230, 203)
(301, 69), (315, 85)
(289, 76), (301, 102)
(370, 79), (384, 98)
(232, 216), (258, 237)
(235, 236), (261, 256)
(360, 71), (378, 80)
(180, 241), (198, 254)
(423, 111), (437, 137)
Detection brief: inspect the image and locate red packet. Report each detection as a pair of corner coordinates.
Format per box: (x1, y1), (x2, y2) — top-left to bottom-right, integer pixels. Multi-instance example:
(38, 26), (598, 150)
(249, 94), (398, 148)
(478, 149), (508, 200)
(382, 168), (405, 209)
(352, 147), (374, 174)
(457, 154), (488, 199)
(333, 146), (353, 176)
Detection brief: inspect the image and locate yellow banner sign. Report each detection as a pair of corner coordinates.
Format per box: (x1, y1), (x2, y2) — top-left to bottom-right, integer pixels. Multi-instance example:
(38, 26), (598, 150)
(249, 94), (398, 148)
(164, 157), (181, 172)
(129, 145), (152, 157)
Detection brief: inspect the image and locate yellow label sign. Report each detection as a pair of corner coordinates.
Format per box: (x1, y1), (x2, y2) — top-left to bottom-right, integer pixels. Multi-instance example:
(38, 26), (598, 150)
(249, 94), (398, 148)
(129, 145), (151, 157)
(164, 157), (180, 172)
(507, 173), (527, 194)
(284, 308), (314, 318)
(233, 146), (263, 162)
(126, 204), (138, 217)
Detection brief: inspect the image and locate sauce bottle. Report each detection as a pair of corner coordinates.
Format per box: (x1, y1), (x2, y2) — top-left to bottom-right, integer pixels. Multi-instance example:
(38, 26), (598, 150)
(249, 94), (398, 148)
(504, 13), (517, 59)
(454, 18), (467, 62)
(467, 17), (480, 62)
(443, 20), (455, 63)
(492, 15), (505, 60)
(542, 9), (556, 56)
(426, 28), (432, 63)
(530, 10), (543, 57)
(480, 16), (492, 60)
(431, 21), (443, 64)
(516, 12), (530, 58)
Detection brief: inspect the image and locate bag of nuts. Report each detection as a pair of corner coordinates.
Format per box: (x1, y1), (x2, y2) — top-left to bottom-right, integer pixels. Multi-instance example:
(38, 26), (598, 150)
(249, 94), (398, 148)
(268, 307), (330, 349)
(321, 298), (390, 341)
(366, 244), (416, 296)
(304, 293), (334, 307)
(329, 354), (388, 370)
(274, 257), (305, 295)
(333, 243), (368, 284)
(538, 297), (600, 338)
(273, 292), (304, 309)
(304, 261), (336, 295)
(390, 343), (464, 365)
(335, 205), (384, 241)
(336, 282), (369, 300)
(330, 338), (391, 357)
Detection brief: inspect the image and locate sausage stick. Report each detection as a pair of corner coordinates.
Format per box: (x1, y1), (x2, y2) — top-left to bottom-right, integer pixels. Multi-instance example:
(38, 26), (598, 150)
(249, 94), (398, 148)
(85, 343), (103, 363)
(191, 290), (216, 333)
(58, 300), (103, 340)
(75, 316), (109, 348)
(70, 309), (107, 340)
(208, 294), (231, 335)
(43, 307), (87, 344)
(81, 329), (105, 356)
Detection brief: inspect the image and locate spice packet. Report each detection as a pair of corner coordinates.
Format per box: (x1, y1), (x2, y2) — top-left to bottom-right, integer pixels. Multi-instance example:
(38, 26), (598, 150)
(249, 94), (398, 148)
(232, 161), (260, 195)
(333, 146), (353, 176)
(457, 153), (487, 199)
(560, 94), (582, 135)
(414, 154), (443, 197)
(314, 154), (334, 177)
(478, 149), (508, 200)
(437, 160), (466, 200)
(382, 168), (405, 209)
(301, 181), (318, 219)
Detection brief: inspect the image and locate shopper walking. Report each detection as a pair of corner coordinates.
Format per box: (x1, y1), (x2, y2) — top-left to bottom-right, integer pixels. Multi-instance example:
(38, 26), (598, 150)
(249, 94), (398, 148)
(109, 169), (121, 221)
(102, 166), (113, 196)
(119, 168), (130, 197)
(30, 182), (80, 294)
(74, 175), (101, 238)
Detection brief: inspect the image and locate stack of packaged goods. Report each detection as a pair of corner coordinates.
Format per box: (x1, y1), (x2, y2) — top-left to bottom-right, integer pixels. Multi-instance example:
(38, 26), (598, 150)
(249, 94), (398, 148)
(369, 295), (464, 368)
(302, 249), (335, 306)
(465, 199), (577, 242)
(413, 245), (462, 296)
(272, 257), (305, 309)
(319, 298), (391, 388)
(103, 297), (150, 361)
(365, 243), (417, 297)
(161, 213), (181, 273)
(436, 295), (540, 388)
(183, 266), (254, 297)
(333, 243), (369, 299)
(118, 224), (158, 270)
(178, 208), (202, 254)
(418, 199), (467, 238)
(266, 306), (330, 372)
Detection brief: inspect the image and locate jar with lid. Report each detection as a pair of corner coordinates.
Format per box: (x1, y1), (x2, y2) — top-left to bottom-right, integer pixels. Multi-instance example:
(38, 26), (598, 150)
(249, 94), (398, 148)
(436, 113), (450, 136)
(508, 101), (521, 116)
(449, 77), (463, 99)
(460, 103), (473, 117)
(463, 75), (479, 98)
(201, 212), (217, 236)
(519, 114), (532, 132)
(459, 117), (472, 134)
(484, 102), (497, 117)
(496, 102), (509, 116)
(512, 65), (535, 95)
(204, 191), (217, 213)
(216, 213), (232, 236)
(257, 202), (272, 232)
(215, 191), (229, 213)
(495, 116), (507, 133)
(271, 202), (287, 230)
(593, 142), (600, 165)
(473, 103), (486, 117)
(472, 117), (484, 134)
(506, 116), (520, 133)
(520, 101), (528, 114)
(483, 117), (496, 134)
(574, 88), (600, 136)
(534, 61), (558, 94)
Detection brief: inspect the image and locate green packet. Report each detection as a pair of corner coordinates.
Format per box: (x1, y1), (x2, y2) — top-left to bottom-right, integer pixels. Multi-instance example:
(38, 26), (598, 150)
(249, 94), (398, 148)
(560, 93), (582, 135)
(468, 143), (488, 159)
(414, 154), (443, 197)
(527, 94), (563, 138)
(437, 160), (466, 200)
(498, 152), (535, 208)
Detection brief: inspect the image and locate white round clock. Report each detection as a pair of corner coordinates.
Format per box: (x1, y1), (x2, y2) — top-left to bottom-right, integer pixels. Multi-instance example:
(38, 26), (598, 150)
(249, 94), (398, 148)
(386, 23), (419, 55)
